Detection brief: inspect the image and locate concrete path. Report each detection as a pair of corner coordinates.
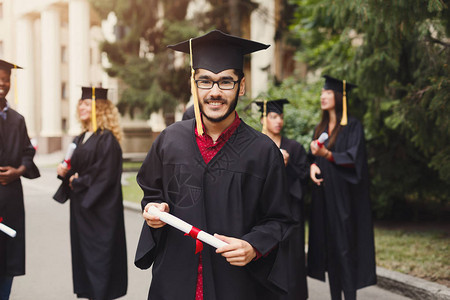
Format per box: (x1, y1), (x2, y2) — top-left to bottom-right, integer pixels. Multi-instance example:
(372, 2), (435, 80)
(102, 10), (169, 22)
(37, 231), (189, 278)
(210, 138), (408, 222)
(9, 166), (411, 299)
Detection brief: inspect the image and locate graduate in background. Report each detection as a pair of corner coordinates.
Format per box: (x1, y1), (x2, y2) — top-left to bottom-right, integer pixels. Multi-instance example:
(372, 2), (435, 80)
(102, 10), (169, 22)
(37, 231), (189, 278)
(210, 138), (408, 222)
(256, 99), (308, 300)
(308, 75), (376, 300)
(135, 30), (294, 300)
(54, 87), (127, 300)
(182, 104), (195, 120)
(0, 60), (40, 300)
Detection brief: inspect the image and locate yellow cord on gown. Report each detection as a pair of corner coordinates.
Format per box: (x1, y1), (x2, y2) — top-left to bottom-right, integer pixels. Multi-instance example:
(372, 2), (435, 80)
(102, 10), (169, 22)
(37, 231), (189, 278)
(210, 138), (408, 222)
(262, 100), (268, 134)
(189, 38), (203, 136)
(91, 87), (97, 132)
(340, 80), (348, 126)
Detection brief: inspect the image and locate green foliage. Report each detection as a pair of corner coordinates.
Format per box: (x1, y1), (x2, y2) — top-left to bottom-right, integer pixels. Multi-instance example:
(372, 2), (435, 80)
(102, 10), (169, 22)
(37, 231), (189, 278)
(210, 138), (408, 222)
(90, 0), (195, 118)
(238, 78), (322, 148)
(283, 0), (450, 220)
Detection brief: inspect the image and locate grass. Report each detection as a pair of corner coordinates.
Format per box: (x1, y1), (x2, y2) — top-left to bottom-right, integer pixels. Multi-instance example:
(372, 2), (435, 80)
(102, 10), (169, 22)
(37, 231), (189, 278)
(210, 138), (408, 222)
(122, 172), (143, 204)
(374, 222), (449, 287)
(119, 177), (450, 287)
(123, 161), (143, 172)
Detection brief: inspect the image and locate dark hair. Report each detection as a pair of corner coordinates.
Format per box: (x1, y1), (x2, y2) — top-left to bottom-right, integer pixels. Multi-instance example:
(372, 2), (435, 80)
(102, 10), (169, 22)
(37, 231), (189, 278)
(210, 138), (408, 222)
(233, 69), (245, 81)
(313, 90), (343, 148)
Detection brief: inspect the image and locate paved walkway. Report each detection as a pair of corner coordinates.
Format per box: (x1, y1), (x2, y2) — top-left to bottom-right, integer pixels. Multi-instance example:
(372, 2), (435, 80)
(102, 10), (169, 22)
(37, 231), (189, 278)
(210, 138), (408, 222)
(8, 163), (412, 299)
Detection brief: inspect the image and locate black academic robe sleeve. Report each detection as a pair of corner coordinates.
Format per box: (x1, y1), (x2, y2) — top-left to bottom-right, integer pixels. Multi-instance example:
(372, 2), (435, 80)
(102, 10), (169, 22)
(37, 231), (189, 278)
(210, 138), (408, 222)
(241, 154), (291, 254)
(53, 136), (80, 204)
(19, 121), (39, 179)
(0, 109), (39, 179)
(134, 133), (166, 269)
(330, 119), (366, 184)
(281, 137), (308, 201)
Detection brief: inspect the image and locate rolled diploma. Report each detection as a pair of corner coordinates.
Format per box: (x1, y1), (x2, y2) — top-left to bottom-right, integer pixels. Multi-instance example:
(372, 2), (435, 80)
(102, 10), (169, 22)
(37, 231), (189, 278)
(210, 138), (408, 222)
(0, 222), (17, 238)
(317, 132), (329, 147)
(148, 206), (228, 249)
(62, 143), (77, 168)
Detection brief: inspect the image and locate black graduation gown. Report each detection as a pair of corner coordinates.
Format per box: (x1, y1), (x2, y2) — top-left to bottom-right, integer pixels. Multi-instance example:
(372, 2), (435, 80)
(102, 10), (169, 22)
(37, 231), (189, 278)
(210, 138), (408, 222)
(135, 119), (295, 300)
(307, 117), (376, 291)
(0, 108), (40, 277)
(53, 129), (127, 300)
(278, 137), (308, 300)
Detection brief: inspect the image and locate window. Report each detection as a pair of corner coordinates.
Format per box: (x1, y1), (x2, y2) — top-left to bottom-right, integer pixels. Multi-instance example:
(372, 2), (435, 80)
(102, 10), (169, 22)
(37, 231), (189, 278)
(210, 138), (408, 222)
(61, 82), (67, 99)
(61, 46), (67, 63)
(62, 118), (67, 133)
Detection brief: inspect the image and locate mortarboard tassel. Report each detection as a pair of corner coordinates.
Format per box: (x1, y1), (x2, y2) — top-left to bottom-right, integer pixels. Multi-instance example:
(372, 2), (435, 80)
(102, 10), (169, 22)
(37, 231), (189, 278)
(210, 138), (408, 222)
(340, 80), (347, 126)
(189, 38), (204, 136)
(262, 100), (268, 134)
(13, 65), (18, 105)
(91, 87), (97, 132)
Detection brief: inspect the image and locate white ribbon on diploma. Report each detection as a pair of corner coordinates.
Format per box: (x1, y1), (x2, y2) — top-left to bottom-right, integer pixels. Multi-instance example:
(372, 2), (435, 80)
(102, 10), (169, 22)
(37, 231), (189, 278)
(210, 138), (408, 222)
(148, 206), (228, 249)
(0, 222), (17, 238)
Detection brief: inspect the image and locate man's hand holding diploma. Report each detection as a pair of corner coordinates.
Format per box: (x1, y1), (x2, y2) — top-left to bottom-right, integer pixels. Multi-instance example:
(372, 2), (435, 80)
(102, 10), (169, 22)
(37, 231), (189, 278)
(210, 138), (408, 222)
(143, 202), (170, 229)
(214, 234), (257, 266)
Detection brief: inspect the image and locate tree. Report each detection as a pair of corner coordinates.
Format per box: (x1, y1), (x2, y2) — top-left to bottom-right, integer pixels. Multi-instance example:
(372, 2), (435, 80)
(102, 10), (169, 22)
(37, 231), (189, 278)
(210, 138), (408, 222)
(281, 0), (450, 220)
(90, 0), (197, 121)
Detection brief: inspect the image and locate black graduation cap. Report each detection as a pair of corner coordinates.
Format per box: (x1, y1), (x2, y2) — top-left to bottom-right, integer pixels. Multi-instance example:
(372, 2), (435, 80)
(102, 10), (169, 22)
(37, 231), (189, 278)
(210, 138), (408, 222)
(0, 59), (23, 71)
(255, 99), (290, 115)
(167, 30), (270, 74)
(322, 75), (357, 94)
(81, 86), (108, 100)
(322, 75), (357, 125)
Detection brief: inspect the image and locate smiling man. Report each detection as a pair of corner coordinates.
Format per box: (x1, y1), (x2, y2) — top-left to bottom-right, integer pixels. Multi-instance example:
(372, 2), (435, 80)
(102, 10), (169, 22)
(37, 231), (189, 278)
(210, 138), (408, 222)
(134, 30), (295, 300)
(0, 60), (40, 300)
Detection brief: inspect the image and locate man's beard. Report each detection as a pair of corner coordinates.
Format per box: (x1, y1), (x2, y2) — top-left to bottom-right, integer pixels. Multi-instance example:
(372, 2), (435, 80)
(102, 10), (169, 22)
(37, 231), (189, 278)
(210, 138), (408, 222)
(200, 90), (239, 123)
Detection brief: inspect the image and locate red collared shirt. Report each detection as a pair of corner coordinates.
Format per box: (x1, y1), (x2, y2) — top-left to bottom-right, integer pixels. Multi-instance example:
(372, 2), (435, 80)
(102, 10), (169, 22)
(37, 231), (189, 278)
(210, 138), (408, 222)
(194, 112), (241, 300)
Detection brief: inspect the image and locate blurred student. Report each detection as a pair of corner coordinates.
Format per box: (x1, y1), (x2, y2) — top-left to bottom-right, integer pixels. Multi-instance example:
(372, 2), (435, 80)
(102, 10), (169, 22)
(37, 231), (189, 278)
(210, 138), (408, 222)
(54, 87), (127, 300)
(0, 60), (40, 300)
(308, 75), (376, 300)
(256, 99), (308, 300)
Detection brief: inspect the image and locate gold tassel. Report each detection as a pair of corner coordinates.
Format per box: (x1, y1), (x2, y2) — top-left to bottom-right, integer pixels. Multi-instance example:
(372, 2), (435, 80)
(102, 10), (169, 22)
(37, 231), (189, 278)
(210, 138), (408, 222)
(13, 65), (18, 105)
(340, 79), (347, 126)
(189, 38), (203, 136)
(262, 100), (268, 134)
(91, 87), (97, 132)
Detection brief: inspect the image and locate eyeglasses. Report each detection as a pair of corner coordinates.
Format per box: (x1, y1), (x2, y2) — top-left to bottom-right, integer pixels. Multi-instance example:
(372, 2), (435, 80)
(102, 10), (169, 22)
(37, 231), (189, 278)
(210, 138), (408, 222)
(195, 79), (240, 90)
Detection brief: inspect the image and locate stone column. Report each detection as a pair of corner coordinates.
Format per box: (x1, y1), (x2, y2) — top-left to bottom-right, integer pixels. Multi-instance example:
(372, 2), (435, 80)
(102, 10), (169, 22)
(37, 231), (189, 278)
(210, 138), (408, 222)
(250, 0), (275, 98)
(16, 15), (36, 136)
(68, 0), (90, 136)
(40, 6), (62, 141)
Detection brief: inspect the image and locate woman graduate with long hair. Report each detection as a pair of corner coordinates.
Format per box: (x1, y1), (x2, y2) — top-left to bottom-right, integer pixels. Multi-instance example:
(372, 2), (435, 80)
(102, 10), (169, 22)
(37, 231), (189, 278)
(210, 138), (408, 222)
(307, 76), (376, 300)
(54, 87), (127, 300)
